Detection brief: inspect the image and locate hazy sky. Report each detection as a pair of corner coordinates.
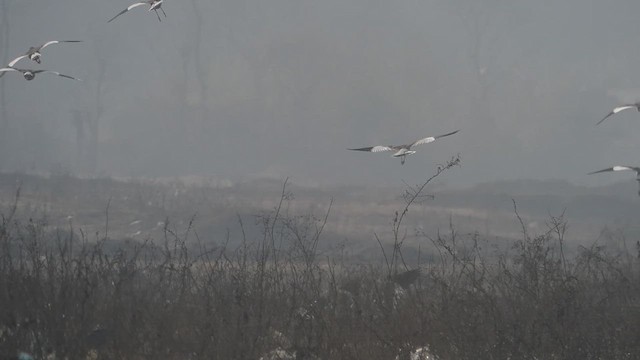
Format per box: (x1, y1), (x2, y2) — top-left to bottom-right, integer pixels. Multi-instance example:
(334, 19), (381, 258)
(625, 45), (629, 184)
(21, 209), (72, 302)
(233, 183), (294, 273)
(2, 0), (640, 188)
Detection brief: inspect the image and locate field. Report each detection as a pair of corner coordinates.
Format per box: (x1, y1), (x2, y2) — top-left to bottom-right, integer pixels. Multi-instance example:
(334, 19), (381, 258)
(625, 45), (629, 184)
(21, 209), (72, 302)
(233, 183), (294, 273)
(1, 167), (640, 359)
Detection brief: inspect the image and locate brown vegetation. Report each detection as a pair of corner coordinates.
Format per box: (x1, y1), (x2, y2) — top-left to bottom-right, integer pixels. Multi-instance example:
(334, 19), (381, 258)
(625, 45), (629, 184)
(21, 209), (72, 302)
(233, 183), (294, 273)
(1, 162), (640, 359)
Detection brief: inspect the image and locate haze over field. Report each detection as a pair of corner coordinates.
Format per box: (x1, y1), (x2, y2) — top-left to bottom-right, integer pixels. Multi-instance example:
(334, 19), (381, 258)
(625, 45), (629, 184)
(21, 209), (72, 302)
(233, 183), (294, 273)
(6, 5), (640, 357)
(0, 172), (638, 264)
(2, 0), (640, 188)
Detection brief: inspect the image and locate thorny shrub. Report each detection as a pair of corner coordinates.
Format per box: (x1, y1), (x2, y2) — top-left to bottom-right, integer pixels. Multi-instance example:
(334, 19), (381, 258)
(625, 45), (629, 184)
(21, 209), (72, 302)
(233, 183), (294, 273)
(1, 169), (640, 359)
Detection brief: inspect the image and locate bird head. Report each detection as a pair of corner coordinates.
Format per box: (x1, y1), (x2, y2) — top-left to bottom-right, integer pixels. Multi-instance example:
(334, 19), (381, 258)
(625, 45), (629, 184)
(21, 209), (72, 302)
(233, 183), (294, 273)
(23, 71), (35, 81)
(30, 52), (41, 64)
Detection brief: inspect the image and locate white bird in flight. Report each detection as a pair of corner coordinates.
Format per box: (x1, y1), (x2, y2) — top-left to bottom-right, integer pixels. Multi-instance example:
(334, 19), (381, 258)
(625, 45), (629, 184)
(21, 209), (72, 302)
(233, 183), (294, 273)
(0, 67), (81, 81)
(589, 166), (640, 196)
(349, 130), (460, 165)
(108, 0), (166, 23)
(597, 103), (640, 125)
(6, 40), (82, 68)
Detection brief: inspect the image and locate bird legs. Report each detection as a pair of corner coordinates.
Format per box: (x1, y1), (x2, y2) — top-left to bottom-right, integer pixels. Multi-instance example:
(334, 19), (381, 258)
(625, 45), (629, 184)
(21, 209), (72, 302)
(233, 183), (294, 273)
(400, 155), (406, 165)
(153, 7), (167, 21)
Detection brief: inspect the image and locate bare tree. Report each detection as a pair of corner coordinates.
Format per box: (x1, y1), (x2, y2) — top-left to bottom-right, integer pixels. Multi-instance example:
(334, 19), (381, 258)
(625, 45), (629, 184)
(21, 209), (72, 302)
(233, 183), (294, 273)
(190, 0), (208, 123)
(75, 34), (108, 174)
(452, 0), (507, 100)
(0, 0), (10, 170)
(88, 58), (106, 174)
(376, 155), (461, 277)
(450, 0), (527, 128)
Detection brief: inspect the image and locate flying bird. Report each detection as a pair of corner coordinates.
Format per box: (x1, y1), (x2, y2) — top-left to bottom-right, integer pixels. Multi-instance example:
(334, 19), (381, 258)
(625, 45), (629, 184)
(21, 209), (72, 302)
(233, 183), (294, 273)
(589, 166), (640, 196)
(108, 0), (166, 23)
(6, 40), (82, 68)
(349, 130), (460, 165)
(0, 67), (81, 81)
(597, 103), (640, 125)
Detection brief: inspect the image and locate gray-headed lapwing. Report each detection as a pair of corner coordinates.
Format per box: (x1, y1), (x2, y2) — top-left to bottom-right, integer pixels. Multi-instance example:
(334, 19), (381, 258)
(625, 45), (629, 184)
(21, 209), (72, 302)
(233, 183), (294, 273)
(7, 41), (82, 68)
(0, 67), (81, 81)
(108, 0), (166, 23)
(589, 166), (640, 196)
(349, 130), (460, 165)
(597, 103), (640, 126)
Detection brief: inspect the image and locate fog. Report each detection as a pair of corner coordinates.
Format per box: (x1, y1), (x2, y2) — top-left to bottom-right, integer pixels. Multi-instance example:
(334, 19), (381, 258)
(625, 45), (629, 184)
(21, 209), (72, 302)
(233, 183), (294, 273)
(2, 0), (640, 188)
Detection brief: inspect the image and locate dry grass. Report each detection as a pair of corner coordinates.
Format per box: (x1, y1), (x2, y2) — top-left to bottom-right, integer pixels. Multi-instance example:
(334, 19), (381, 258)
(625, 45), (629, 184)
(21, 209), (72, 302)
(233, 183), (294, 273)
(2, 163), (640, 359)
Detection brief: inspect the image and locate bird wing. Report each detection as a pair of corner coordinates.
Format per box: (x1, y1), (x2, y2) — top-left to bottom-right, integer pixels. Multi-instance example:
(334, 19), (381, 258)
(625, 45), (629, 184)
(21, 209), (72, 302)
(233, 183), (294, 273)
(7, 55), (28, 67)
(0, 67), (19, 74)
(150, 0), (163, 10)
(596, 105), (637, 125)
(39, 40), (82, 50)
(588, 166), (640, 175)
(411, 130), (460, 147)
(349, 146), (394, 153)
(108, 2), (147, 22)
(34, 70), (82, 81)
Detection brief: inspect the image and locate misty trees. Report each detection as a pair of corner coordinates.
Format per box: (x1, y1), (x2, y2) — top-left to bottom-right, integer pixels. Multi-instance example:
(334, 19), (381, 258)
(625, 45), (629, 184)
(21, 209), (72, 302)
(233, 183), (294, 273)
(190, 0), (208, 124)
(167, 0), (215, 173)
(70, 32), (109, 175)
(86, 46), (107, 175)
(0, 1), (10, 171)
(448, 0), (530, 133)
(0, 1), (89, 174)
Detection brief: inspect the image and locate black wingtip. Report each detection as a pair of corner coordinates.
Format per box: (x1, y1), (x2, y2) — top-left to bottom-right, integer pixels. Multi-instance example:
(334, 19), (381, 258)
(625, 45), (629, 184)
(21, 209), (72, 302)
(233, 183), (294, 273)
(438, 129), (461, 138)
(588, 168), (611, 175)
(596, 112), (614, 126)
(107, 13), (121, 23)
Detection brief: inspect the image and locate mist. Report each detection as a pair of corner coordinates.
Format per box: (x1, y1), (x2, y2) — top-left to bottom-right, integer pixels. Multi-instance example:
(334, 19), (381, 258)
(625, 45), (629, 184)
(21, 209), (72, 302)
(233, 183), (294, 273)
(6, 4), (640, 358)
(1, 0), (640, 188)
